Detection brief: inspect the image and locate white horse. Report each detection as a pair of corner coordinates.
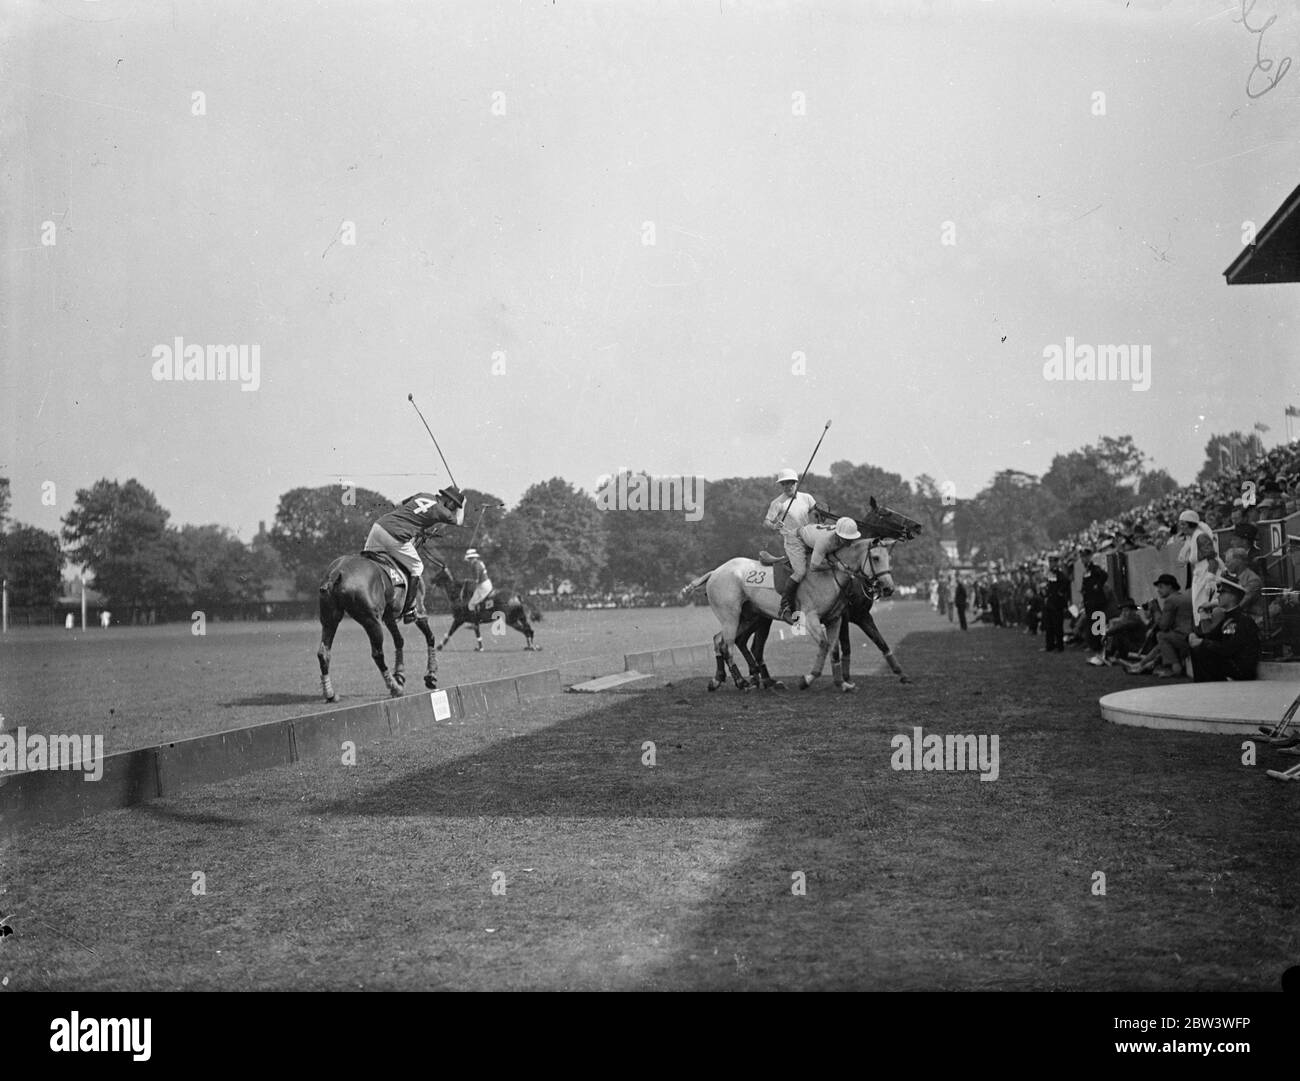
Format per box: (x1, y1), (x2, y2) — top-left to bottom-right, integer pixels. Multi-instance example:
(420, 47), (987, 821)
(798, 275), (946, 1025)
(683, 538), (896, 691)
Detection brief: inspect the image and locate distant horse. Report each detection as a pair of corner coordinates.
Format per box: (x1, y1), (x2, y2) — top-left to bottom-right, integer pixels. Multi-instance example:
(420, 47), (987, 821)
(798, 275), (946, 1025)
(682, 538), (895, 691)
(316, 537), (439, 702)
(723, 572), (912, 693)
(429, 558), (541, 651)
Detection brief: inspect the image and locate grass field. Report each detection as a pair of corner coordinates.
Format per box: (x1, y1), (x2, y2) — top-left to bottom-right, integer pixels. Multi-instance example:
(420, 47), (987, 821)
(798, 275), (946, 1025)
(0, 605), (733, 753)
(3, 607), (1297, 991)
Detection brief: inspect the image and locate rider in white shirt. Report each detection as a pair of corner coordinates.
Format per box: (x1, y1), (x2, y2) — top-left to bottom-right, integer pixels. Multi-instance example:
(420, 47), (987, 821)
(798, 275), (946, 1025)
(764, 468), (820, 622)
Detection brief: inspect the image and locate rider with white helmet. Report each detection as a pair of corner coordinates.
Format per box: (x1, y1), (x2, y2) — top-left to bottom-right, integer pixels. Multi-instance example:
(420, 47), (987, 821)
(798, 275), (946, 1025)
(782, 516), (861, 623)
(764, 468), (821, 622)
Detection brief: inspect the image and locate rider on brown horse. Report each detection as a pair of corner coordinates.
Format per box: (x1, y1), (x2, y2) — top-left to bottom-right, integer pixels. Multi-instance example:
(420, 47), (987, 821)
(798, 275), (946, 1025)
(464, 547), (493, 616)
(364, 487), (466, 622)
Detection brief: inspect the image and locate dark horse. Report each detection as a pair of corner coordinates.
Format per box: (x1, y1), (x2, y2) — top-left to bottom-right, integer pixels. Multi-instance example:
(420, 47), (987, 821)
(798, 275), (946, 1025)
(711, 576), (912, 692)
(316, 536), (439, 702)
(429, 558), (541, 652)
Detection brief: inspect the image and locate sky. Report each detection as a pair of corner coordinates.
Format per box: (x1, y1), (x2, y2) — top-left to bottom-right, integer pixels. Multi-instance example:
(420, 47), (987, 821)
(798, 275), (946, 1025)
(3, 0), (1300, 541)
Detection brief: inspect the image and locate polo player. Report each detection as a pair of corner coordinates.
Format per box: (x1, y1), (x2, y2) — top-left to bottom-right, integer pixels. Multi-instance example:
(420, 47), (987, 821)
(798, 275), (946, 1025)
(465, 547), (493, 615)
(786, 516), (862, 622)
(764, 468), (821, 622)
(365, 487), (466, 622)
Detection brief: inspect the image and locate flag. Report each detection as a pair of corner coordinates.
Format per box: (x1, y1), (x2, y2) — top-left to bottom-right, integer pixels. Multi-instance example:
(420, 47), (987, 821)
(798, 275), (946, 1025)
(1255, 422), (1270, 432)
(1288, 405), (1300, 417)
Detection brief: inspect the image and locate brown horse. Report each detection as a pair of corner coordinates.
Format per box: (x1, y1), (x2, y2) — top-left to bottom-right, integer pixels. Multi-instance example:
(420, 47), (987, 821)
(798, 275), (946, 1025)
(430, 560), (541, 651)
(316, 538), (440, 702)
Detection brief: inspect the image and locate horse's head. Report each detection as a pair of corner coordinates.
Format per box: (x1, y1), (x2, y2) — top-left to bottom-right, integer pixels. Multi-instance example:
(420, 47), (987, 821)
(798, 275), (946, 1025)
(842, 538), (895, 599)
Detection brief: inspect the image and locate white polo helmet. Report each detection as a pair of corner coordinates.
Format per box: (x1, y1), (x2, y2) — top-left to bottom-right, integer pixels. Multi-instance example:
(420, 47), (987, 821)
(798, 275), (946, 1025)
(777, 468), (799, 484)
(465, 548), (480, 560)
(834, 517), (861, 540)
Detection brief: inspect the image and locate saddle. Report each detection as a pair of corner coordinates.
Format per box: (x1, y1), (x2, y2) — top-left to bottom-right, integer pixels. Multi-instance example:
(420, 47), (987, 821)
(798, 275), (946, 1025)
(758, 551), (794, 594)
(361, 551), (409, 592)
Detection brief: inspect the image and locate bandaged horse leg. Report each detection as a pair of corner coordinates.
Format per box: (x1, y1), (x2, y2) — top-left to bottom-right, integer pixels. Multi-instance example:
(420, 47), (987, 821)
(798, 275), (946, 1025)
(709, 631), (728, 691)
(832, 618), (854, 692)
(383, 611), (407, 688)
(798, 612), (836, 690)
(860, 613), (910, 683)
(361, 614), (402, 697)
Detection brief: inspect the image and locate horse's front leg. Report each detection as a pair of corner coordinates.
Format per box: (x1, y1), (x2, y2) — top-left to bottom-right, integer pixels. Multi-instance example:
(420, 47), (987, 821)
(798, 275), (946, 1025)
(414, 616), (438, 689)
(708, 631), (727, 691)
(798, 614), (836, 690)
(835, 617), (855, 692)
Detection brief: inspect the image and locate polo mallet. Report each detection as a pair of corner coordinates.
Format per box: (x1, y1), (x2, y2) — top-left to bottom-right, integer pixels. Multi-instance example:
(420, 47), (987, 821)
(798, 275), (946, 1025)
(466, 502), (503, 551)
(776, 419), (832, 527)
(407, 393), (458, 490)
(1259, 686), (1300, 744)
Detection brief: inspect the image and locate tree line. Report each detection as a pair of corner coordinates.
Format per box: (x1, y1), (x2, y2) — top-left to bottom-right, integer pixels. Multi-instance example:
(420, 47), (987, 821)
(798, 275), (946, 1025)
(0, 432), (1238, 613)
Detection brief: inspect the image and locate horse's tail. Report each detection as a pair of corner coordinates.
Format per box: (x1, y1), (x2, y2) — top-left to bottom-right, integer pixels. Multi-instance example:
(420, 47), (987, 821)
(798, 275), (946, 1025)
(681, 571), (712, 598)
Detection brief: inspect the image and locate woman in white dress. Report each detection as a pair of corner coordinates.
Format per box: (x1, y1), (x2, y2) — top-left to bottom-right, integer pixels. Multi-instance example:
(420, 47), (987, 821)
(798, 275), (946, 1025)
(1175, 509), (1220, 618)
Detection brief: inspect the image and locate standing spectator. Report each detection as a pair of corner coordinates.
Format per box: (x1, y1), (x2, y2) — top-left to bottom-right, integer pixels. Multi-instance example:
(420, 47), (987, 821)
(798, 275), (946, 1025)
(1175, 509), (1220, 616)
(937, 575), (950, 617)
(989, 578), (1004, 627)
(1189, 574), (1261, 681)
(1041, 554), (1070, 653)
(1024, 576), (1043, 636)
(954, 577), (969, 631)
(1080, 547), (1109, 660)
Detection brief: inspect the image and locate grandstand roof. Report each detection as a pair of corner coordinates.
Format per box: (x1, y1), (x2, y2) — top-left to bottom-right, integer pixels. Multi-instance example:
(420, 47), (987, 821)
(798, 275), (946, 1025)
(1224, 180), (1300, 285)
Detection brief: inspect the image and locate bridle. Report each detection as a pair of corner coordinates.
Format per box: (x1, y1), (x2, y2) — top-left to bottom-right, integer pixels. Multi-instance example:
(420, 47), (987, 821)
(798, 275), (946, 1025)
(827, 539), (891, 599)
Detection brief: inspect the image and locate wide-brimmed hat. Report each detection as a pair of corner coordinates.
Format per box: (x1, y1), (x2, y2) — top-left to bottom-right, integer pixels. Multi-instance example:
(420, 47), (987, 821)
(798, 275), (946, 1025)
(1153, 573), (1181, 589)
(776, 468), (799, 484)
(834, 516), (861, 540)
(439, 486), (466, 508)
(1210, 572), (1246, 596)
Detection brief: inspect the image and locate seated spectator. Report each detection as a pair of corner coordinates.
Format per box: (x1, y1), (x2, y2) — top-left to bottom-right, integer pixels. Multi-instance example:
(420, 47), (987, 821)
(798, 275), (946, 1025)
(1089, 598), (1146, 667)
(1125, 574), (1194, 678)
(1189, 574), (1261, 682)
(1222, 547), (1265, 626)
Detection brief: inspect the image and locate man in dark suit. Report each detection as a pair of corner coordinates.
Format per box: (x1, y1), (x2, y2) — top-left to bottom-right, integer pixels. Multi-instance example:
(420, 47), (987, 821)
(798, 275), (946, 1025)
(1041, 554), (1071, 653)
(954, 578), (969, 631)
(1190, 573), (1261, 681)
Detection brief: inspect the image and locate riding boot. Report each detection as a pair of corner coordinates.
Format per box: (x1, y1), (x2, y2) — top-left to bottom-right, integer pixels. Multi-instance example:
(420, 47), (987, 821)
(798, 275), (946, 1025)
(403, 576), (425, 624)
(779, 578), (800, 623)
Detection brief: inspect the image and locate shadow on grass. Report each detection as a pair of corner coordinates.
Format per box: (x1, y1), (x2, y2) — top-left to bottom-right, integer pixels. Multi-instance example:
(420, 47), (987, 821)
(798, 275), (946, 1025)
(223, 692), (324, 708)
(304, 626), (1295, 989)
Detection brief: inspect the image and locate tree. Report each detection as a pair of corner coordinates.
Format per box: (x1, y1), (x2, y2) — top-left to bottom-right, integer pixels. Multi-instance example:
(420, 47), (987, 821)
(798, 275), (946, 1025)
(597, 470), (706, 592)
(1196, 431), (1264, 483)
(493, 478), (607, 593)
(0, 524), (63, 606)
(175, 525), (270, 607)
(955, 470), (1058, 565)
(61, 479), (184, 612)
(269, 485), (392, 595)
(1135, 468), (1179, 502)
(0, 476), (10, 533)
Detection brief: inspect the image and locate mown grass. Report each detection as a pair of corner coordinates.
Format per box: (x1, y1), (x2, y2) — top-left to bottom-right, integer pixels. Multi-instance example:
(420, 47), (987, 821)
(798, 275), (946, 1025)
(3, 618), (1296, 990)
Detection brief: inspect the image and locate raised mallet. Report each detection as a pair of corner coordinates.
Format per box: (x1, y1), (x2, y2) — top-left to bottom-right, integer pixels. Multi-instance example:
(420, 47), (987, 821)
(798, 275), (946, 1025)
(408, 393), (458, 490)
(777, 419), (832, 526)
